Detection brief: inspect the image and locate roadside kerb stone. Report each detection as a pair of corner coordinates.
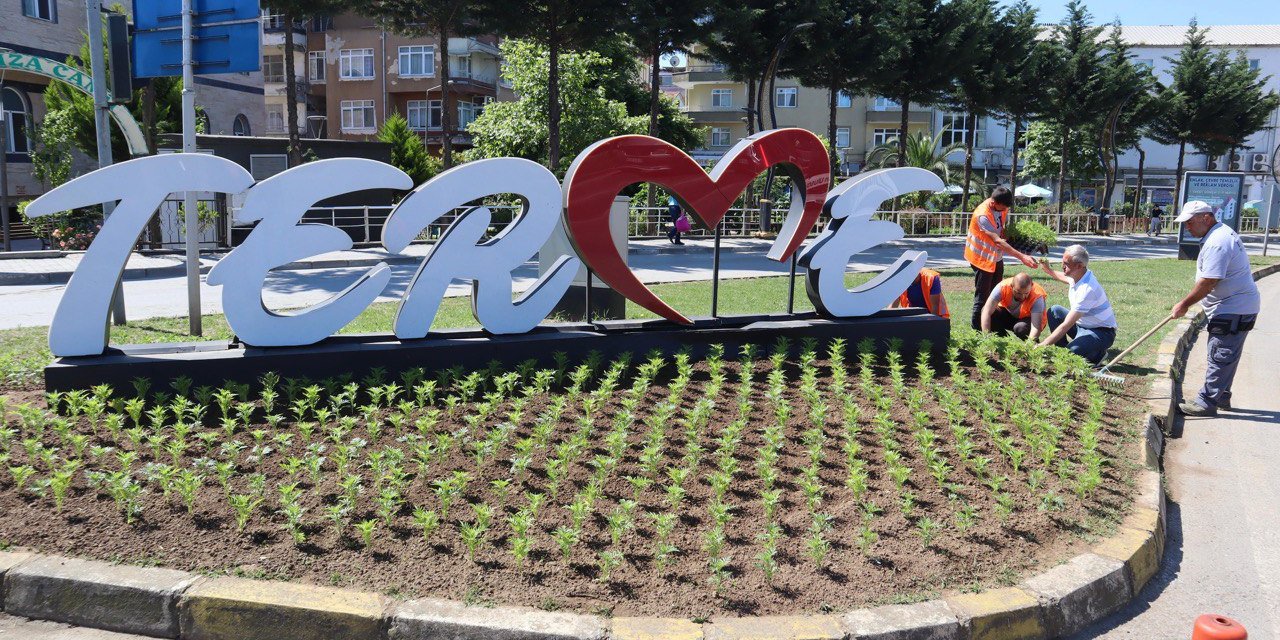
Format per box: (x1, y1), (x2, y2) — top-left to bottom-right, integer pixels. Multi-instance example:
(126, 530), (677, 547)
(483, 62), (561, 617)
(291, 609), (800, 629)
(843, 600), (963, 640)
(388, 597), (607, 640)
(702, 614), (845, 640)
(178, 576), (389, 640)
(610, 617), (704, 640)
(1021, 553), (1131, 638)
(946, 587), (1046, 640)
(3, 555), (198, 638)
(1091, 525), (1161, 596)
(0, 550), (33, 596)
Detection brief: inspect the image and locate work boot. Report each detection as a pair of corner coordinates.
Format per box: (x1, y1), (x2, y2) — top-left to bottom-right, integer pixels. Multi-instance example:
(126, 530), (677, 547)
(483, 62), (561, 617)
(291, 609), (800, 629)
(1178, 401), (1216, 417)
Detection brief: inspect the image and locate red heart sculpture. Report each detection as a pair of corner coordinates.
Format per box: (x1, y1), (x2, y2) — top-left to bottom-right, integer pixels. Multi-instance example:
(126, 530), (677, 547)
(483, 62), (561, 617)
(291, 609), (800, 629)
(562, 129), (831, 324)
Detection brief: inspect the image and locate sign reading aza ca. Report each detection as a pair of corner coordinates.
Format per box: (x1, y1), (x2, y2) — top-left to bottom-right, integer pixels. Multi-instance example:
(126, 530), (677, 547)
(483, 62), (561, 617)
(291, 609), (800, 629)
(26, 129), (944, 358)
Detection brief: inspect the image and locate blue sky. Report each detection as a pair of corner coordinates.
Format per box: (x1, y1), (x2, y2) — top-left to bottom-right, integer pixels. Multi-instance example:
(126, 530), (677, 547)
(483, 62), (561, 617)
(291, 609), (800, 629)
(1001, 0), (1277, 26)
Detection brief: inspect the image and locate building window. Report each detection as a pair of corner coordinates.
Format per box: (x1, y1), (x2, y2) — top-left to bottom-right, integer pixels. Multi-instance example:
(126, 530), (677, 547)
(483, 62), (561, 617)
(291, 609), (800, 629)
(1249, 59), (1260, 71)
(399, 45), (435, 77)
(311, 16), (332, 32)
(233, 114), (251, 136)
(451, 55), (472, 78)
(2, 88), (30, 154)
(837, 91), (853, 108)
(775, 87), (797, 108)
(22, 0), (56, 21)
(941, 113), (967, 146)
(459, 101), (479, 129)
(341, 99), (376, 131)
(266, 104), (285, 133)
(339, 48), (375, 80)
(308, 51), (326, 82)
(873, 96), (900, 110)
(1135, 58), (1153, 69)
(872, 128), (898, 147)
(711, 89), (733, 108)
(406, 100), (431, 130)
(263, 55), (285, 83)
(710, 127), (731, 147)
(197, 111), (211, 134)
(835, 127), (851, 148)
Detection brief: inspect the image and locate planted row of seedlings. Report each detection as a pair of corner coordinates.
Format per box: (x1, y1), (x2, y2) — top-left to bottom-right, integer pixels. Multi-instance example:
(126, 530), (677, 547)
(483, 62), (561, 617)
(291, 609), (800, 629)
(0, 333), (1125, 605)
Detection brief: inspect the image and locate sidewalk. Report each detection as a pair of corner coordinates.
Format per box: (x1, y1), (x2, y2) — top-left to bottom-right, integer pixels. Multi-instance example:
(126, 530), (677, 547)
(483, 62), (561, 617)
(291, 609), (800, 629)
(0, 232), (1182, 287)
(1070, 272), (1280, 638)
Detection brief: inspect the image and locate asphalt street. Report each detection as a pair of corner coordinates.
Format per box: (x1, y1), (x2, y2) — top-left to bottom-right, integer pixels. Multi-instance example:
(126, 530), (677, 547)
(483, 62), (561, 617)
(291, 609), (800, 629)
(1071, 274), (1280, 639)
(0, 238), (1208, 330)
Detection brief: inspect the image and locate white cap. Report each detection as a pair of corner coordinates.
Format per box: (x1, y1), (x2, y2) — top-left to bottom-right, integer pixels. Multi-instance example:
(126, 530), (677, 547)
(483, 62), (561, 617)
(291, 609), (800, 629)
(1175, 200), (1214, 223)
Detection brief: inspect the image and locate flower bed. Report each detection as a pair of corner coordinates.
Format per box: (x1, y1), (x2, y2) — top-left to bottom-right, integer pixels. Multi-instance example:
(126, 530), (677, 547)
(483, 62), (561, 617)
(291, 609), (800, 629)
(0, 335), (1133, 617)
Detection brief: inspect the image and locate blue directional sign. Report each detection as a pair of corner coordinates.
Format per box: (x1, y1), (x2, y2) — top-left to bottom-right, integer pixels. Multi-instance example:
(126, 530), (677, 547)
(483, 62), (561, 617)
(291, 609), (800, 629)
(132, 0), (261, 78)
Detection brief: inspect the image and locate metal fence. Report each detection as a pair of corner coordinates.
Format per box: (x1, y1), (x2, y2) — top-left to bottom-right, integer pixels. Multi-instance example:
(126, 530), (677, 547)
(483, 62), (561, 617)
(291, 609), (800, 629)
(222, 205), (1272, 249)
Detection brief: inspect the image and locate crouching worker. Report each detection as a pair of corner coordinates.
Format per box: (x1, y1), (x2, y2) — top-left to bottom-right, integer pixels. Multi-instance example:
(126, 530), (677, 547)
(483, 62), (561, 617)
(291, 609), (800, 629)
(1036, 245), (1117, 364)
(980, 272), (1047, 340)
(890, 267), (950, 318)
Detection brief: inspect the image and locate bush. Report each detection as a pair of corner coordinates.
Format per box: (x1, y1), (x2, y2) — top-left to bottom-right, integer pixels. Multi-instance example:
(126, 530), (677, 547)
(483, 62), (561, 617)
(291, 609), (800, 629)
(19, 200), (100, 250)
(1007, 219), (1057, 255)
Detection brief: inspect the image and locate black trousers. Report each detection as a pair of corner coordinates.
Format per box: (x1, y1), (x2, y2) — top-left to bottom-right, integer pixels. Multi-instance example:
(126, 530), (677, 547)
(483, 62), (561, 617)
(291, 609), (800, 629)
(971, 262), (1004, 331)
(989, 307), (1032, 339)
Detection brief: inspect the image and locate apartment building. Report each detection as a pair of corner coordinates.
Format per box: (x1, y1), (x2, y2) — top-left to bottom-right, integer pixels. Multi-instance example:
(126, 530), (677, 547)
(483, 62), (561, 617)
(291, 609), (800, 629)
(279, 13), (512, 154)
(668, 49), (938, 174)
(0, 0), (264, 244)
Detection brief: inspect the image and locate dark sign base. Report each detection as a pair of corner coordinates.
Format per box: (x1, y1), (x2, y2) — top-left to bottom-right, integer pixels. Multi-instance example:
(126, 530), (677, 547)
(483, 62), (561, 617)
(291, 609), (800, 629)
(44, 311), (948, 392)
(551, 284), (627, 322)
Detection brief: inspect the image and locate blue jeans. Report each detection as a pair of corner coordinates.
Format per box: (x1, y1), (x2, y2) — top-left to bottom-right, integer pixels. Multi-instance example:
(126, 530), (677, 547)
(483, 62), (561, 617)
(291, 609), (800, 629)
(1046, 305), (1116, 364)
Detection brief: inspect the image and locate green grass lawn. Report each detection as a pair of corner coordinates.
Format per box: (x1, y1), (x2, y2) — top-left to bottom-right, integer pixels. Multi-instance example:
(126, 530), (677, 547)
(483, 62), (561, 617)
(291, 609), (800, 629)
(3, 255), (1276, 387)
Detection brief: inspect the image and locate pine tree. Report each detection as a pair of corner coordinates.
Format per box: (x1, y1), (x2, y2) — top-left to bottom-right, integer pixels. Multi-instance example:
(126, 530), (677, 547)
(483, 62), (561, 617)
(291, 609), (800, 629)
(864, 0), (975, 168)
(993, 1), (1054, 194)
(378, 113), (441, 186)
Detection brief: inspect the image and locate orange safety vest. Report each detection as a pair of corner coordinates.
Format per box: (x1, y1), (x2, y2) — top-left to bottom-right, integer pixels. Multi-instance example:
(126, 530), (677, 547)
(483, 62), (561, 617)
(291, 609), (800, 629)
(897, 268), (950, 318)
(997, 278), (1048, 329)
(965, 199), (1008, 273)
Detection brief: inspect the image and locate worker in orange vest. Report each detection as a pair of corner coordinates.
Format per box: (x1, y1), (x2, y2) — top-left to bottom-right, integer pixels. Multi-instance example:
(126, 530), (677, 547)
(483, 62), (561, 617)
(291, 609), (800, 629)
(965, 186), (1038, 330)
(980, 273), (1047, 340)
(891, 268), (950, 318)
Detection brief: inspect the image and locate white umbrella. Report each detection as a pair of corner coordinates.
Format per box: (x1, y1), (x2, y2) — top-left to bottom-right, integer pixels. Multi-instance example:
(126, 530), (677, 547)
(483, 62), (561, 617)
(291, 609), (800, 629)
(934, 185), (964, 195)
(1015, 184), (1053, 199)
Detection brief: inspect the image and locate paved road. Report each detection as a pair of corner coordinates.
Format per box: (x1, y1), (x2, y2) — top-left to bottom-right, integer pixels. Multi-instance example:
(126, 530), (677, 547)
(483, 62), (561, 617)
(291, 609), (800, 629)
(1071, 274), (1280, 639)
(0, 613), (150, 639)
(0, 238), (1197, 330)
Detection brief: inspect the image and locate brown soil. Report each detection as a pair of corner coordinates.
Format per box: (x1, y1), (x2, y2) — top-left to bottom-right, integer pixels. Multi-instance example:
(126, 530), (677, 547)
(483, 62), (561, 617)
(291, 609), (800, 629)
(0, 343), (1139, 617)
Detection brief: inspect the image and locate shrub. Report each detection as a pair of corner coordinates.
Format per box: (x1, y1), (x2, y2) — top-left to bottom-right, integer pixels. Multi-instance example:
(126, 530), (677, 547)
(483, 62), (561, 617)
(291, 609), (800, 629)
(1006, 219), (1057, 255)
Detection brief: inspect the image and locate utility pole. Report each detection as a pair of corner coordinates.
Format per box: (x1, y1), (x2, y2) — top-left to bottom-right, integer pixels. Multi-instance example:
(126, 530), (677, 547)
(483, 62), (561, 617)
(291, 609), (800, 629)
(181, 0), (202, 334)
(1, 71), (9, 253)
(86, 0), (127, 324)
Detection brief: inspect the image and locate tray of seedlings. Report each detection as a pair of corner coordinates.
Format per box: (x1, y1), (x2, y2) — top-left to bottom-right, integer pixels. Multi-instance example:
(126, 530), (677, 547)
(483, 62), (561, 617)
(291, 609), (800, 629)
(0, 333), (1135, 617)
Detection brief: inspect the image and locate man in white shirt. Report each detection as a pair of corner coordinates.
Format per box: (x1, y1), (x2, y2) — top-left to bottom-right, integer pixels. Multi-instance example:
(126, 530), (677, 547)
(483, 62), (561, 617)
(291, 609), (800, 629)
(1036, 245), (1118, 364)
(1170, 200), (1261, 416)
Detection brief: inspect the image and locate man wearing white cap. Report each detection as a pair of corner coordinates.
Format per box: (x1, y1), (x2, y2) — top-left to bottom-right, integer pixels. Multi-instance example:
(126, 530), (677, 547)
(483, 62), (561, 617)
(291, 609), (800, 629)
(1171, 200), (1260, 416)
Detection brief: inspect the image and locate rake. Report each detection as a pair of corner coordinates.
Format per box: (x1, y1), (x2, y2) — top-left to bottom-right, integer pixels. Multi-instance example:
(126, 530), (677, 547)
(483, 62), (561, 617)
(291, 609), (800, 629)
(1092, 314), (1176, 386)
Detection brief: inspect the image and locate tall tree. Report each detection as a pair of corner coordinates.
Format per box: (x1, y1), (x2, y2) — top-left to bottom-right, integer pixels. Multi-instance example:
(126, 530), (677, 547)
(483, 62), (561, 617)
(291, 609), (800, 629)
(783, 0), (886, 172)
(1094, 22), (1157, 214)
(263, 1), (344, 166)
(993, 1), (1053, 194)
(624, 0), (709, 139)
(477, 0), (627, 170)
(1147, 21), (1279, 204)
(1041, 1), (1111, 221)
(864, 0), (974, 168)
(590, 36), (705, 150)
(699, 0), (811, 134)
(362, 0), (481, 169)
(941, 0), (1012, 208)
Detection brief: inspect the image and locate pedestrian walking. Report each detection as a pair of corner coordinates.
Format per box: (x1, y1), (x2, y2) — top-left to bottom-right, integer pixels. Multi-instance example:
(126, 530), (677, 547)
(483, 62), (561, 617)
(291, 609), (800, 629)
(666, 196), (687, 245)
(1097, 207), (1111, 236)
(964, 186), (1038, 330)
(1036, 245), (1118, 364)
(1148, 205), (1164, 236)
(1171, 201), (1261, 416)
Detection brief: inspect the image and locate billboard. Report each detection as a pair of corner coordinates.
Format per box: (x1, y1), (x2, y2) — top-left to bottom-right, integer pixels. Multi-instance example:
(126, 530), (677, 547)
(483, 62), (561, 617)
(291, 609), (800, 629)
(1178, 171), (1246, 259)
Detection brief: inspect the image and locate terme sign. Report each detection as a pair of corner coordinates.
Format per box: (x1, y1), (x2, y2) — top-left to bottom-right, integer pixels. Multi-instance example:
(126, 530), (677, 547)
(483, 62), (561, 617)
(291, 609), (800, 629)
(26, 129), (944, 358)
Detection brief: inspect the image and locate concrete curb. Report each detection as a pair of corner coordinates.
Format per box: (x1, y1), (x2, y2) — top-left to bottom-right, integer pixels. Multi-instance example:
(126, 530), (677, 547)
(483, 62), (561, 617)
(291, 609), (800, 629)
(0, 234), (1179, 287)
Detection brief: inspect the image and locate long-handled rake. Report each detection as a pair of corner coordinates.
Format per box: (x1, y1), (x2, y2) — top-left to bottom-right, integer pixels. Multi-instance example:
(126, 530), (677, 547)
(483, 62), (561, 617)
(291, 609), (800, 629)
(1092, 314), (1176, 386)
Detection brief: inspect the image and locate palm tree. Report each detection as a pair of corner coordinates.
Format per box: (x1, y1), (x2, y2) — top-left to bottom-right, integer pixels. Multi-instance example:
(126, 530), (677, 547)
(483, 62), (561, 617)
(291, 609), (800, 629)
(865, 129), (964, 183)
